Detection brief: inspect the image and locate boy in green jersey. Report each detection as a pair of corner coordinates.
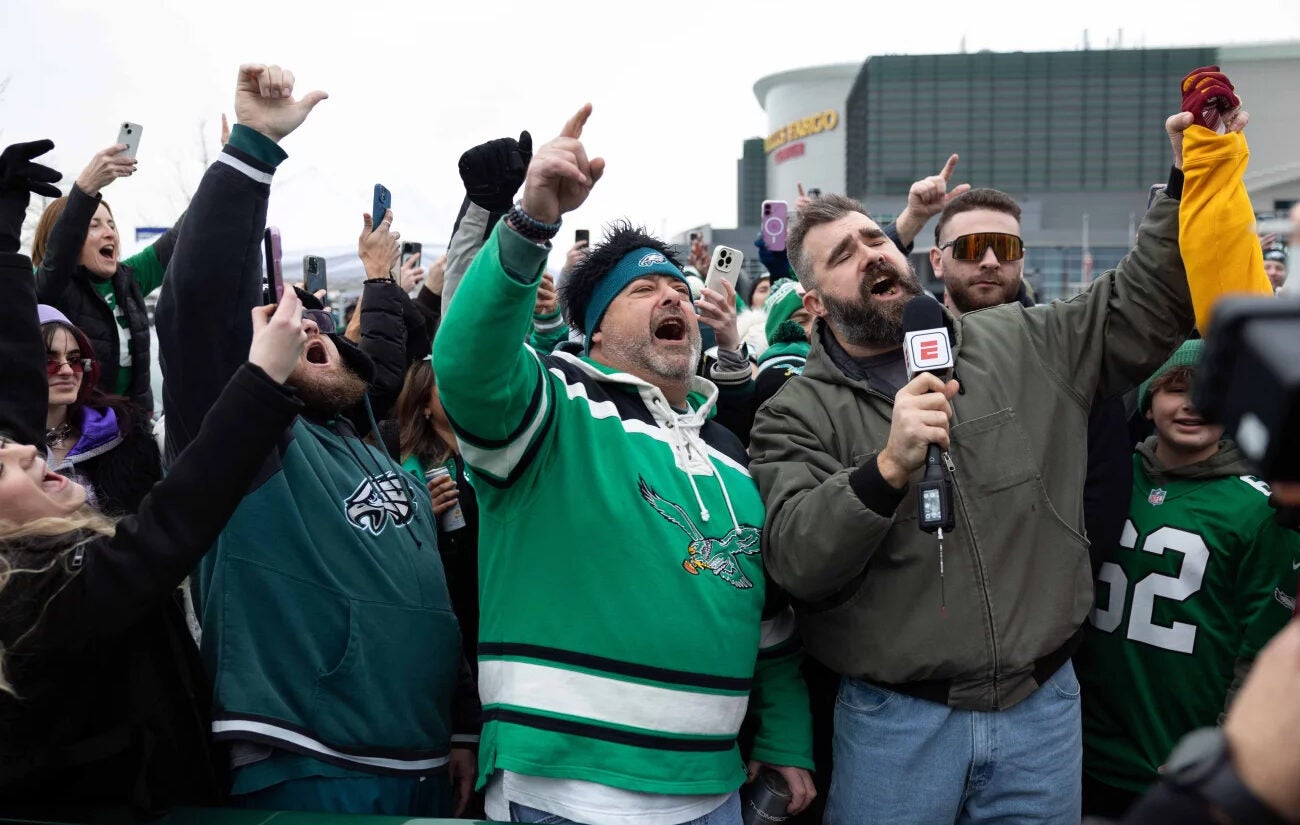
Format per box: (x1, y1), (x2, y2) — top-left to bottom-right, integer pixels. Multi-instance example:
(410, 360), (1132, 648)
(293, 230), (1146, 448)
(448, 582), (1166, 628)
(1078, 339), (1300, 817)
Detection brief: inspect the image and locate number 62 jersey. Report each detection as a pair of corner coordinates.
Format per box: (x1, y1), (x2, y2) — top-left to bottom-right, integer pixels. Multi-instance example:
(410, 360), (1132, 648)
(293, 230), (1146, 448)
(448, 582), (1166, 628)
(1077, 440), (1300, 794)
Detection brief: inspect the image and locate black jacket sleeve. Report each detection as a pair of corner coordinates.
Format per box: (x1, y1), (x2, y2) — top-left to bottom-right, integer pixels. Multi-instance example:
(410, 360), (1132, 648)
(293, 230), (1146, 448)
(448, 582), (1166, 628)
(884, 222), (914, 257)
(450, 656), (482, 745)
(13, 364), (302, 649)
(155, 143), (275, 462)
(147, 207), (187, 271)
(413, 284), (442, 343)
(33, 183), (99, 303)
(358, 278), (412, 422)
(1084, 394), (1134, 576)
(0, 251), (48, 446)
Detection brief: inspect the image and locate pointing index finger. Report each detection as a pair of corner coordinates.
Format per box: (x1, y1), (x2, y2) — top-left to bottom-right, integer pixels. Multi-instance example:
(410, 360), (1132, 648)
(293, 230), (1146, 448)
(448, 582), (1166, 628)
(562, 103), (593, 139)
(939, 153), (959, 182)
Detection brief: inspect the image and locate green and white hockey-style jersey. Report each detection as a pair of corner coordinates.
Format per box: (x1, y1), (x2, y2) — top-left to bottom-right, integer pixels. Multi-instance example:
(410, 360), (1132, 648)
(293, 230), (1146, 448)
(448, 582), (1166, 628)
(1078, 438), (1300, 793)
(434, 223), (813, 796)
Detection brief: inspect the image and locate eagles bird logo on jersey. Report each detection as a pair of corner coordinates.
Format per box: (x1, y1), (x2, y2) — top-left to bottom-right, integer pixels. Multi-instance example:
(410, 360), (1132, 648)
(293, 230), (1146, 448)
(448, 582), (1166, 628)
(638, 476), (760, 589)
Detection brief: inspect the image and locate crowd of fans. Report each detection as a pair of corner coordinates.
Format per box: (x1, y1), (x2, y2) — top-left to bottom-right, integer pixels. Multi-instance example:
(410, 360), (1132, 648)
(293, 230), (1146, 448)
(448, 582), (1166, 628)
(0, 60), (1297, 825)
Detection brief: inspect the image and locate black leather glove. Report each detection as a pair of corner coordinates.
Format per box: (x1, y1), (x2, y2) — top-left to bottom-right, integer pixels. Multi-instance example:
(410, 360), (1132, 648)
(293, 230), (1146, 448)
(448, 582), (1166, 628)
(458, 131), (532, 213)
(0, 139), (62, 255)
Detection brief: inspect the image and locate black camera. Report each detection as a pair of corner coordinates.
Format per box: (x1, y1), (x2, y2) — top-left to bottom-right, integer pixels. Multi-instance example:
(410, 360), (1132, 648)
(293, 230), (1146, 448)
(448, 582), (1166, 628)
(1194, 297), (1300, 482)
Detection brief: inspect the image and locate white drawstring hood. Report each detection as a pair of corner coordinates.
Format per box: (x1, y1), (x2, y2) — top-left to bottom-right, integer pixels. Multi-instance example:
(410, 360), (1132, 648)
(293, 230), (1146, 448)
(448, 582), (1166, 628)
(553, 352), (745, 533)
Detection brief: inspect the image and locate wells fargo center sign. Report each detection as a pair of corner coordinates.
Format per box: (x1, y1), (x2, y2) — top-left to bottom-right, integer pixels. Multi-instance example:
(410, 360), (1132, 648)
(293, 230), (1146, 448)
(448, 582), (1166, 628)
(765, 109), (839, 165)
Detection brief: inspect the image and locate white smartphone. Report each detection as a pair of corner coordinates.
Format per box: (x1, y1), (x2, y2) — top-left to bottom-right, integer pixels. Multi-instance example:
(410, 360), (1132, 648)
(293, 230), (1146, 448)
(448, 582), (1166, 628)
(706, 245), (744, 295)
(116, 121), (143, 159)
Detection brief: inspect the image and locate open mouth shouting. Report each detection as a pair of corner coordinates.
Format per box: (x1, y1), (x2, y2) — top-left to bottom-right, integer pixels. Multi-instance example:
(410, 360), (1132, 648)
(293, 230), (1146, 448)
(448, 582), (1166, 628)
(97, 242), (116, 266)
(304, 339), (332, 367)
(869, 272), (899, 298)
(653, 315), (688, 344)
(42, 470), (69, 494)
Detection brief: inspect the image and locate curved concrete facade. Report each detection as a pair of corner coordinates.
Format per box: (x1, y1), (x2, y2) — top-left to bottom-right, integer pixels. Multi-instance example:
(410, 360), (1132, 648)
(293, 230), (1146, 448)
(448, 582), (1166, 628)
(752, 64), (858, 211)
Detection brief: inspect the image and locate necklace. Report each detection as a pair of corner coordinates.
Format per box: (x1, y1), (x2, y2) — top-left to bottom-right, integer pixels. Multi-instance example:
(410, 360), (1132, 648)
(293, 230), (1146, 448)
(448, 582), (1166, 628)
(46, 420), (74, 449)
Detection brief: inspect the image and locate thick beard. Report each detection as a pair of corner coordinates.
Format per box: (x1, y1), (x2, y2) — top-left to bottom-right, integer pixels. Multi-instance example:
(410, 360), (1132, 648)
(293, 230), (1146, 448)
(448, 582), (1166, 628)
(288, 363), (368, 415)
(601, 326), (703, 387)
(821, 260), (923, 349)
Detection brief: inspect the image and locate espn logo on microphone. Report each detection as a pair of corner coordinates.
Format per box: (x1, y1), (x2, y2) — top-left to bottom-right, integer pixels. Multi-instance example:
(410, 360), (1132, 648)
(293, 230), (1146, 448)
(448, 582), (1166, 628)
(904, 329), (954, 374)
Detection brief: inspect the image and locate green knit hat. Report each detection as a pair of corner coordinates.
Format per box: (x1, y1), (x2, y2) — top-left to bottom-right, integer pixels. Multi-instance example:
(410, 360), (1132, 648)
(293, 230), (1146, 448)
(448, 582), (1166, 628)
(764, 279), (806, 343)
(1139, 339), (1203, 412)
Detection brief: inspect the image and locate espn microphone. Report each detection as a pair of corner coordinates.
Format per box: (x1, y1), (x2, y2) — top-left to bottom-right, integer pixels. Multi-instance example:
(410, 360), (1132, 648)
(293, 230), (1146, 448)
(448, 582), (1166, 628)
(901, 295), (956, 534)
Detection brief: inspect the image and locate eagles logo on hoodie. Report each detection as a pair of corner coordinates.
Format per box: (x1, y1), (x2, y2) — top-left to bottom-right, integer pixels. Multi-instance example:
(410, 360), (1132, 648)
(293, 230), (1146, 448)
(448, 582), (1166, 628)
(344, 470), (415, 535)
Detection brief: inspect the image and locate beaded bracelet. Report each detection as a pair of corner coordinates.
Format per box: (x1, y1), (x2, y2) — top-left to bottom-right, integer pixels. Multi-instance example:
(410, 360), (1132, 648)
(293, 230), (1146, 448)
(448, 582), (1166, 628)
(507, 201), (562, 242)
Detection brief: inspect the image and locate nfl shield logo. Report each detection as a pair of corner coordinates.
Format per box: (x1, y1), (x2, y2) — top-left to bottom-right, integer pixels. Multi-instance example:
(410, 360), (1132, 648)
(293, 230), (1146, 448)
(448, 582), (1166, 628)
(1148, 488), (1167, 506)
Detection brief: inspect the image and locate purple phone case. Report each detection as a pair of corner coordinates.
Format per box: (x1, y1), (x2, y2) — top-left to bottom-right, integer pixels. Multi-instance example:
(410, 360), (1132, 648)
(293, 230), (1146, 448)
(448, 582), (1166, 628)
(763, 201), (789, 252)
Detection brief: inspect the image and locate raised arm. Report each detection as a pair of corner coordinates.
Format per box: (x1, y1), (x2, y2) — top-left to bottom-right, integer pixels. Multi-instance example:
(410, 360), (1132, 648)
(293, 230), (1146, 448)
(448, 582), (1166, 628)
(32, 145), (134, 301)
(155, 63), (325, 459)
(441, 132), (532, 314)
(14, 293), (309, 647)
(435, 107), (601, 480)
(1020, 116), (1191, 403)
(890, 153), (971, 250)
(0, 141), (63, 446)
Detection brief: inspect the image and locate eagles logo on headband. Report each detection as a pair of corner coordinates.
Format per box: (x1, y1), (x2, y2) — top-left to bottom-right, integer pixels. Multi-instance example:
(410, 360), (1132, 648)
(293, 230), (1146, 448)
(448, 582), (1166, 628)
(582, 246), (690, 352)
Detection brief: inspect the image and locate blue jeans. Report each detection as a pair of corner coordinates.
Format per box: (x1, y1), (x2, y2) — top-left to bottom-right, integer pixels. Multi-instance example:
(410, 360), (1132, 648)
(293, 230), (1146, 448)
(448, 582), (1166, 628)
(509, 790), (741, 824)
(827, 661), (1082, 825)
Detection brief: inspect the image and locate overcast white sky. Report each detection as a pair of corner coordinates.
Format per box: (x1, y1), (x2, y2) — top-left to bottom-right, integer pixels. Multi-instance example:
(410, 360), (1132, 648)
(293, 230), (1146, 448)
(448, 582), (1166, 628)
(4, 0), (1300, 270)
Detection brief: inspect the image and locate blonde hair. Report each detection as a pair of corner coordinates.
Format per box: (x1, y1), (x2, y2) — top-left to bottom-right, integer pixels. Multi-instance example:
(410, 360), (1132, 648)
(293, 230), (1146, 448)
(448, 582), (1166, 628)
(0, 506), (118, 695)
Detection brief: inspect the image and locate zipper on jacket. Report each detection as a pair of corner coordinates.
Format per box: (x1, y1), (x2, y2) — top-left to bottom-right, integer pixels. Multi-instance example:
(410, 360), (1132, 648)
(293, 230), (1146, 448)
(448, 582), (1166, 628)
(861, 382), (1002, 705)
(942, 453), (1000, 704)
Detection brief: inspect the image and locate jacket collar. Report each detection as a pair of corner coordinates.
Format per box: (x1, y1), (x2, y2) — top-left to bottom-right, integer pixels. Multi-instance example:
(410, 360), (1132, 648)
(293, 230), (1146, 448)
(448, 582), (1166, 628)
(553, 351), (720, 424)
(56, 405), (124, 467)
(802, 308), (964, 390)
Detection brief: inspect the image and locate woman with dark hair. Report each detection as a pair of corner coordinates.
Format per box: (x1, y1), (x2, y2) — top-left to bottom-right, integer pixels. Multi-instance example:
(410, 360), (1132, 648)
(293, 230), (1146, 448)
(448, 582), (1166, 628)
(32, 143), (184, 416)
(0, 138), (311, 818)
(393, 357), (480, 670)
(39, 304), (161, 516)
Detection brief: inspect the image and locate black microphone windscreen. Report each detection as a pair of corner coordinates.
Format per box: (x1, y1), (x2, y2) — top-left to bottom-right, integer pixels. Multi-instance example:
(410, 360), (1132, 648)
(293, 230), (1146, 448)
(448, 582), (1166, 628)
(902, 294), (944, 335)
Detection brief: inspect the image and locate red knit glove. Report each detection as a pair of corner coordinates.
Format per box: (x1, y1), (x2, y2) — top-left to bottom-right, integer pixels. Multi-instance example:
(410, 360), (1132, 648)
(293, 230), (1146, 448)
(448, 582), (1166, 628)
(1181, 65), (1241, 131)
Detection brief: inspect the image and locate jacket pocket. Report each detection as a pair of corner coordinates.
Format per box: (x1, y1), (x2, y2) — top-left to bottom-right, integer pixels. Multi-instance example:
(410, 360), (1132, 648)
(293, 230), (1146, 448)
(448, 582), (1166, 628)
(214, 558), (462, 754)
(948, 409), (1093, 674)
(308, 599), (463, 752)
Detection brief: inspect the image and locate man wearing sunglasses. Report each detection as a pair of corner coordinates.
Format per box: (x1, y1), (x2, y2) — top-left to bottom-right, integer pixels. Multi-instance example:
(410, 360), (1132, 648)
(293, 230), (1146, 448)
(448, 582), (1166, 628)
(749, 109), (1212, 825)
(929, 190), (1026, 315)
(931, 189), (1135, 589)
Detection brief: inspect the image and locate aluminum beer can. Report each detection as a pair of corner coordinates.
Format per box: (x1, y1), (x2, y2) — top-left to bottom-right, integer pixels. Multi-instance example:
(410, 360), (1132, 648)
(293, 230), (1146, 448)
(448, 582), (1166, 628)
(426, 465), (466, 531)
(741, 769), (792, 824)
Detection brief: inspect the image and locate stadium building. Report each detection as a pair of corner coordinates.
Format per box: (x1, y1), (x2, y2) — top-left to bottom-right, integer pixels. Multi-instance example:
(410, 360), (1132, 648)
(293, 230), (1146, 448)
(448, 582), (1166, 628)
(709, 43), (1300, 301)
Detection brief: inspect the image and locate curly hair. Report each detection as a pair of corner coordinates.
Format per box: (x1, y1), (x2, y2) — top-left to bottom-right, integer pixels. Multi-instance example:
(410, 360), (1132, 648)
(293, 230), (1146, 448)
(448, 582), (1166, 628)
(558, 221), (684, 336)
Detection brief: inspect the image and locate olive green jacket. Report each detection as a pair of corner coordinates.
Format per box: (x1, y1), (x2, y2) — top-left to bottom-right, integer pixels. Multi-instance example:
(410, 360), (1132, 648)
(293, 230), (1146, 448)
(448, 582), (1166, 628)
(749, 192), (1191, 711)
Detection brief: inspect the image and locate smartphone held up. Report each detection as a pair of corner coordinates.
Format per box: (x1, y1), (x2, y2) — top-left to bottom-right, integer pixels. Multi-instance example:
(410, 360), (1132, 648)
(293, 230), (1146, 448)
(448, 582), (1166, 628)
(706, 245), (744, 295)
(116, 121), (143, 159)
(263, 227), (283, 306)
(762, 200), (789, 252)
(303, 255), (327, 295)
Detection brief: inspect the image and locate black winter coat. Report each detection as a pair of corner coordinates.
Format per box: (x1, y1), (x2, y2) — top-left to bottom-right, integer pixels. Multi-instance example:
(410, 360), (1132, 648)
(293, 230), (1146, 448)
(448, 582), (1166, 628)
(0, 248), (303, 817)
(34, 184), (183, 416)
